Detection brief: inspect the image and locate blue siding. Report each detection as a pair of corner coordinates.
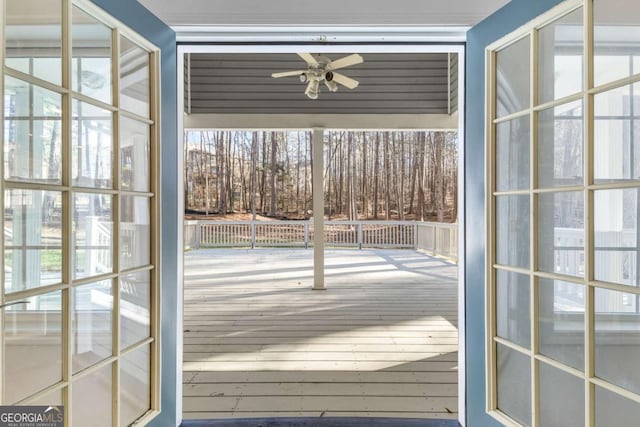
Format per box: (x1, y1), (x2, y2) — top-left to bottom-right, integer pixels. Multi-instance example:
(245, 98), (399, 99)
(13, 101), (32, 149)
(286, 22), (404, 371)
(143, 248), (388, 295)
(87, 1), (178, 426)
(465, 0), (567, 425)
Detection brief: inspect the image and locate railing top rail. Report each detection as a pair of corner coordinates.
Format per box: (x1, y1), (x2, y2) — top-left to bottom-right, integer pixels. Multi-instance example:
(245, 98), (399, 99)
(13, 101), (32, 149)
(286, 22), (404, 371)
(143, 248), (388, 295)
(416, 221), (458, 229)
(193, 219), (455, 227)
(197, 220), (306, 226)
(326, 220), (417, 226)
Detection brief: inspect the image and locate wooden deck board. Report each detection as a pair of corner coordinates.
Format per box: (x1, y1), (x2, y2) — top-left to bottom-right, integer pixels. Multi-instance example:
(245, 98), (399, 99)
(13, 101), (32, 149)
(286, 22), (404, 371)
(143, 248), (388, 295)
(184, 370), (458, 384)
(183, 395), (459, 412)
(183, 248), (458, 420)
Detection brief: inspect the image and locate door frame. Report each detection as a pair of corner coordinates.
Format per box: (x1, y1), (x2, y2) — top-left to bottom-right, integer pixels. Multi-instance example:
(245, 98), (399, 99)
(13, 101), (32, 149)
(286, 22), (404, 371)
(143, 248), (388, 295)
(176, 41), (467, 425)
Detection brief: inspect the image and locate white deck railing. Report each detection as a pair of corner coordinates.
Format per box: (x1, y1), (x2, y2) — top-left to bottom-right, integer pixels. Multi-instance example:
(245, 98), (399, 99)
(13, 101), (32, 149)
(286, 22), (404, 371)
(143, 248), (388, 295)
(184, 220), (458, 260)
(415, 222), (458, 261)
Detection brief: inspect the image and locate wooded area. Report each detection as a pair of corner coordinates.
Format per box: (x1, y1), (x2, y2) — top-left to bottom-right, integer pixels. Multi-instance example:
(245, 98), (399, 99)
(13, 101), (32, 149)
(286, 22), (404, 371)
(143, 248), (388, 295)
(184, 130), (458, 222)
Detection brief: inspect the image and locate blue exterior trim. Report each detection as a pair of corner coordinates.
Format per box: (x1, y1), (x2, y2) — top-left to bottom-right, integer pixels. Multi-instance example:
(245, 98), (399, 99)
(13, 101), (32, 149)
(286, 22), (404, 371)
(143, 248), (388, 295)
(87, 1), (178, 425)
(465, 0), (567, 425)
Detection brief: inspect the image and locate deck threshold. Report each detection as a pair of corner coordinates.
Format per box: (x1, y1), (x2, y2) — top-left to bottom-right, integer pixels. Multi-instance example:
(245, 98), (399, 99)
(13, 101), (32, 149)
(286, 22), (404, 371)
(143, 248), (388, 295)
(181, 417), (460, 427)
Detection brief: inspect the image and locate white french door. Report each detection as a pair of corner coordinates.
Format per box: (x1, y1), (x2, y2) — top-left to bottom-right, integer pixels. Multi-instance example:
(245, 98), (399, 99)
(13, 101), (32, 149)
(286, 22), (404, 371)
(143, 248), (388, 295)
(487, 0), (640, 426)
(1, 0), (160, 425)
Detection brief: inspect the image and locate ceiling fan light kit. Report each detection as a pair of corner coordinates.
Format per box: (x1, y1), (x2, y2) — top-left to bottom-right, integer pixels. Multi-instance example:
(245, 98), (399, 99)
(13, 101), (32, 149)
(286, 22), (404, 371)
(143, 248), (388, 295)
(305, 80), (320, 99)
(271, 53), (363, 99)
(324, 79), (338, 92)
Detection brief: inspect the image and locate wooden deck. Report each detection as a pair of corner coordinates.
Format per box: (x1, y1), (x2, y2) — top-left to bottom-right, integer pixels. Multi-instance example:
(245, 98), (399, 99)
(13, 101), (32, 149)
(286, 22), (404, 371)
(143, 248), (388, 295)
(183, 248), (458, 420)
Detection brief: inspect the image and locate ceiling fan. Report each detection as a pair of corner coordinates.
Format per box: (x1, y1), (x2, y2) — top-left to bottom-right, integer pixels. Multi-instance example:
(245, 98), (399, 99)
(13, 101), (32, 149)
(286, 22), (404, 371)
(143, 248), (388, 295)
(271, 53), (364, 99)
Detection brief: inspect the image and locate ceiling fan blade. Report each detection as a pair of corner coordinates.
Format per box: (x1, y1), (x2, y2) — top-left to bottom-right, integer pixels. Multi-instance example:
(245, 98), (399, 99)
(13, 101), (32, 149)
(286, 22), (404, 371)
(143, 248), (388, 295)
(327, 54), (363, 71)
(297, 53), (319, 67)
(331, 72), (359, 89)
(271, 70), (306, 78)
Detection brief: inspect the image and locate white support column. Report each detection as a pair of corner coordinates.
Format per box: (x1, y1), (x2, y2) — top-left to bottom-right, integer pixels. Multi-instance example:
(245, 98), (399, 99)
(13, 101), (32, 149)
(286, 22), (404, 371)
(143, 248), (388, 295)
(312, 128), (325, 290)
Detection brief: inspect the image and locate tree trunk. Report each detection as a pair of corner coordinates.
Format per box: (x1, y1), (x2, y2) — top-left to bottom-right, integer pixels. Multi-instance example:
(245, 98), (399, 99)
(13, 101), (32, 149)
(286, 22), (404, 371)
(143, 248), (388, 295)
(408, 133), (417, 215)
(417, 132), (426, 221)
(373, 132), (380, 219)
(218, 131), (227, 214)
(269, 131), (278, 216)
(361, 132), (367, 219)
(260, 131), (267, 212)
(251, 132), (258, 221)
(434, 131), (445, 222)
(346, 132), (358, 221)
(226, 134), (234, 212)
(384, 132), (391, 220)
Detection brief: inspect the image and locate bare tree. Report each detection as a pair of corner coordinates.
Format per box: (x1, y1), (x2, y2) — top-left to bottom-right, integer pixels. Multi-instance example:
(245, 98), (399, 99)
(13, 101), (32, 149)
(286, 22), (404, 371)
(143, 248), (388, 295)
(373, 132), (380, 219)
(269, 131), (278, 216)
(217, 131), (227, 214)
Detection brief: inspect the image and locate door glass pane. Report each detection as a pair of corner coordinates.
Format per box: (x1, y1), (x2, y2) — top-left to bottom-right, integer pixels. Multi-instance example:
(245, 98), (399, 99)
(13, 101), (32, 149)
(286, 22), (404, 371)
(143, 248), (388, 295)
(72, 100), (113, 188)
(539, 362), (585, 427)
(5, 58), (30, 73)
(28, 389), (63, 406)
(595, 287), (640, 395)
(538, 279), (585, 371)
(120, 270), (151, 349)
(72, 363), (112, 427)
(73, 193), (113, 279)
(496, 343), (531, 426)
(496, 115), (530, 191)
(121, 344), (150, 425)
(4, 77), (62, 183)
(595, 385), (640, 426)
(538, 191), (584, 277)
(3, 291), (62, 404)
(594, 83), (640, 184)
(120, 36), (150, 118)
(538, 8), (584, 103)
(594, 0), (640, 87)
(120, 196), (150, 270)
(4, 189), (62, 293)
(120, 117), (150, 192)
(496, 270), (530, 348)
(496, 36), (531, 117)
(72, 281), (113, 373)
(5, 0), (62, 85)
(594, 189), (639, 287)
(496, 195), (530, 269)
(72, 6), (112, 104)
(538, 101), (584, 188)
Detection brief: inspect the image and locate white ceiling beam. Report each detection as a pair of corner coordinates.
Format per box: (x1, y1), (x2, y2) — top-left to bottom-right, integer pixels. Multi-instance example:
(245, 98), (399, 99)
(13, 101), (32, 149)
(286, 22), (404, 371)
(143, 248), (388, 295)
(139, 0), (510, 28)
(184, 112), (458, 131)
(174, 26), (469, 43)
